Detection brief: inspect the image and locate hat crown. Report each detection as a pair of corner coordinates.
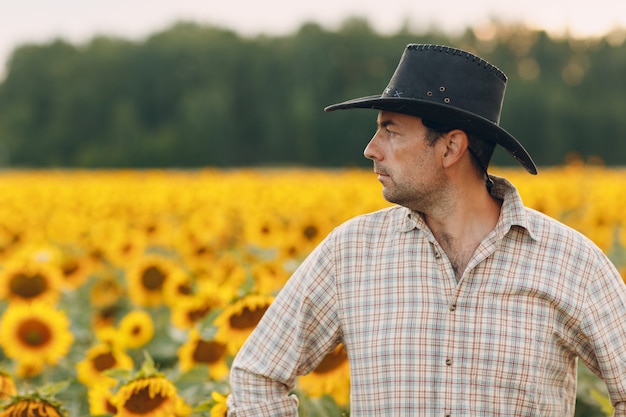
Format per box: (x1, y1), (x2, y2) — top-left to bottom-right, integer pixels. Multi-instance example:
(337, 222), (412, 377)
(382, 44), (507, 124)
(324, 44), (538, 174)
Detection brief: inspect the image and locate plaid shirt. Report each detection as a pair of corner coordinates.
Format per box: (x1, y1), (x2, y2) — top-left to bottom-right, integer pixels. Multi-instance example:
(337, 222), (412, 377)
(228, 176), (626, 416)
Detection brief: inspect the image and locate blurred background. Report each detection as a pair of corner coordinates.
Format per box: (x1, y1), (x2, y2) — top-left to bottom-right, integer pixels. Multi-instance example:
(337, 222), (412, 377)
(0, 2), (624, 416)
(1, 0), (625, 169)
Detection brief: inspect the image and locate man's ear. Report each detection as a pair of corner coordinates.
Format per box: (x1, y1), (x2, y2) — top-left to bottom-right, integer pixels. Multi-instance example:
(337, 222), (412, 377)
(441, 129), (469, 169)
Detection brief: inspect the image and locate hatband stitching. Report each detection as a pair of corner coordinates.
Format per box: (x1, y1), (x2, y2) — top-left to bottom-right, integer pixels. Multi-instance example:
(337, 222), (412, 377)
(407, 44), (506, 82)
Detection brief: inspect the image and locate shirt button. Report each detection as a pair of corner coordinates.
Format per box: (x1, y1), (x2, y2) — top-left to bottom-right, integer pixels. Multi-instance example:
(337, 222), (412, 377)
(434, 250), (441, 259)
(445, 358), (453, 366)
(449, 304), (456, 311)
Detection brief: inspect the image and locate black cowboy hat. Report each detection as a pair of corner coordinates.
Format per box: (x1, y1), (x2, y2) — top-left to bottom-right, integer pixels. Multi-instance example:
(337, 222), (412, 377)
(324, 44), (538, 174)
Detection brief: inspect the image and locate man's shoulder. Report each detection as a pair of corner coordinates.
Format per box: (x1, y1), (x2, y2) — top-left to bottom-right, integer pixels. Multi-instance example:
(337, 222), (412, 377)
(334, 205), (406, 235)
(523, 206), (605, 255)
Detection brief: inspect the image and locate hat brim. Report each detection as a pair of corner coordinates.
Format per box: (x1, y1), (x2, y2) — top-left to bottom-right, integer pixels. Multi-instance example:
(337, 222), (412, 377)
(325, 96), (537, 175)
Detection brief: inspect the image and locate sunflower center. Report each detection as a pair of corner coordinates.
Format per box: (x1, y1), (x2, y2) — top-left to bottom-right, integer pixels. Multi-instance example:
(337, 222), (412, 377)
(9, 273), (47, 299)
(17, 319), (52, 347)
(62, 261), (80, 277)
(141, 266), (166, 291)
(123, 386), (167, 414)
(187, 306), (211, 322)
(229, 305), (269, 329)
(193, 340), (227, 364)
(93, 352), (117, 372)
(131, 325), (142, 336)
(303, 225), (318, 240)
(106, 401), (118, 414)
(177, 283), (193, 296)
(313, 345), (348, 374)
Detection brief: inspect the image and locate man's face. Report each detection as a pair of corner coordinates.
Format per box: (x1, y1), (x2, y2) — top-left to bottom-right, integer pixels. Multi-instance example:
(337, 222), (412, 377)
(363, 111), (448, 212)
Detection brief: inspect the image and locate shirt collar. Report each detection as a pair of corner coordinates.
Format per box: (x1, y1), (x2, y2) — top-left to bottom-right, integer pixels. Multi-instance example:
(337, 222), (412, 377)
(399, 175), (538, 241)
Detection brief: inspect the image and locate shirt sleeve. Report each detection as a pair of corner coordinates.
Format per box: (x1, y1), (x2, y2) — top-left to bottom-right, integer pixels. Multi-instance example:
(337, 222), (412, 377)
(227, 231), (343, 417)
(575, 250), (626, 414)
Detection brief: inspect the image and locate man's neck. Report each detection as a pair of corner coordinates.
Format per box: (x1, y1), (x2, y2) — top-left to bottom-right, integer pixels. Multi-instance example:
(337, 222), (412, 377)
(424, 189), (502, 279)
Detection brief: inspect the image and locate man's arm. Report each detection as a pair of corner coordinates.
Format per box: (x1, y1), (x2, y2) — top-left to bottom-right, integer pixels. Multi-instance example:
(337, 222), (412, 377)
(227, 234), (342, 416)
(577, 252), (626, 416)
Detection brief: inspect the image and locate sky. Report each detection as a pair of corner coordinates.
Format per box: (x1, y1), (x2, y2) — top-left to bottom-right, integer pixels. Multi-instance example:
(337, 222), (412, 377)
(2, 0), (626, 79)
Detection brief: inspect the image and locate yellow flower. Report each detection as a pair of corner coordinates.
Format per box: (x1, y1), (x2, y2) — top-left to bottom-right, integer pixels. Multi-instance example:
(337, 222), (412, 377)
(0, 301), (73, 368)
(76, 343), (134, 388)
(99, 225), (148, 269)
(57, 249), (95, 290)
(90, 271), (126, 309)
(0, 399), (63, 417)
(126, 255), (181, 307)
(196, 253), (247, 298)
(298, 343), (350, 406)
(14, 361), (45, 379)
(282, 212), (333, 259)
(91, 305), (121, 336)
(0, 258), (63, 305)
(214, 294), (274, 354)
(162, 269), (195, 308)
(118, 310), (155, 349)
(210, 391), (228, 417)
(177, 328), (229, 380)
(170, 286), (224, 330)
(87, 384), (118, 416)
(243, 212), (287, 249)
(112, 376), (189, 417)
(0, 371), (17, 400)
(250, 260), (291, 296)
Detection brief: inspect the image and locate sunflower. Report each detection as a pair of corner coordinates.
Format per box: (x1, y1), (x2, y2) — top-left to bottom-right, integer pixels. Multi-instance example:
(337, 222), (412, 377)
(177, 329), (229, 381)
(0, 371), (17, 400)
(93, 326), (124, 349)
(0, 301), (73, 368)
(117, 310), (155, 349)
(0, 398), (63, 417)
(170, 298), (211, 330)
(98, 223), (148, 269)
(92, 304), (122, 336)
(250, 260), (291, 296)
(126, 255), (182, 307)
(297, 343), (350, 406)
(89, 271), (126, 309)
(57, 248), (95, 290)
(209, 391), (228, 417)
(87, 384), (118, 416)
(243, 212), (287, 250)
(76, 343), (134, 388)
(214, 294), (274, 354)
(196, 252), (246, 295)
(170, 287), (225, 330)
(112, 376), (191, 417)
(0, 258), (63, 305)
(14, 361), (44, 379)
(282, 212), (333, 259)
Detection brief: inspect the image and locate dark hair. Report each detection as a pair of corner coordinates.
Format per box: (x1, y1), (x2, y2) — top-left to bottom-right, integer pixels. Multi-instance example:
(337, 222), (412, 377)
(422, 120), (496, 176)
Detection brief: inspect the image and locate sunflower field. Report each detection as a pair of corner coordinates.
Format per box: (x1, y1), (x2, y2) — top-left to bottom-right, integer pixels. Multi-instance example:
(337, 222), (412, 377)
(0, 164), (624, 416)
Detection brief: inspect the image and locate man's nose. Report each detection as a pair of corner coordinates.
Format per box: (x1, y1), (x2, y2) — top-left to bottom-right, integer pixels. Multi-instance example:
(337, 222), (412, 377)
(363, 133), (381, 161)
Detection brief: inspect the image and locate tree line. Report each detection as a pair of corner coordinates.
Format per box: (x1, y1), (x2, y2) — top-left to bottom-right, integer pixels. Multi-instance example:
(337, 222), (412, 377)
(0, 18), (625, 168)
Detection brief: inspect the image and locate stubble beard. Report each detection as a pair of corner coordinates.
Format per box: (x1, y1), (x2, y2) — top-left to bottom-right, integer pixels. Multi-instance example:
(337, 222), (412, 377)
(381, 171), (448, 214)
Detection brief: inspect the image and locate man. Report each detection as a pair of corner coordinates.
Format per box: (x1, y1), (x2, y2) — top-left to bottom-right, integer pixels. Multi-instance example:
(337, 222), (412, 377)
(227, 44), (626, 415)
